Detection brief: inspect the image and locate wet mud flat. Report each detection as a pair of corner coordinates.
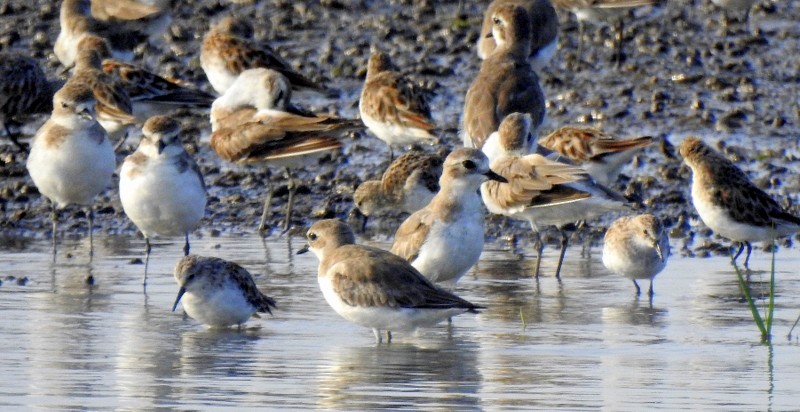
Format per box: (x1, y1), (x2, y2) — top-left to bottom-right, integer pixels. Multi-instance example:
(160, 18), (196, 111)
(0, 0), (799, 260)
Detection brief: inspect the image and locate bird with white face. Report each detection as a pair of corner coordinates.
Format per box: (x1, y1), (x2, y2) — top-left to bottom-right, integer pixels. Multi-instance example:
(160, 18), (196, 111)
(298, 219), (483, 343)
(120, 115), (206, 287)
(391, 148), (508, 288)
(602, 214), (670, 296)
(26, 82), (116, 256)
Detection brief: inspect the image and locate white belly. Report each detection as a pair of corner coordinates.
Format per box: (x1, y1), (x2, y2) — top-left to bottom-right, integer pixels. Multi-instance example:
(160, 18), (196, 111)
(411, 213), (485, 287)
(181, 285), (257, 328)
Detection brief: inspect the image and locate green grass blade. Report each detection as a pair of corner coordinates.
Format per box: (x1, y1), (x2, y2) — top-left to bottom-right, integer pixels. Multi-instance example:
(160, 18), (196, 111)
(732, 257), (768, 339)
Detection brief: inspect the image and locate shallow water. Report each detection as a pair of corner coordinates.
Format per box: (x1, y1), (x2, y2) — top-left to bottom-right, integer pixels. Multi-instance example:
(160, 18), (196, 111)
(0, 234), (798, 410)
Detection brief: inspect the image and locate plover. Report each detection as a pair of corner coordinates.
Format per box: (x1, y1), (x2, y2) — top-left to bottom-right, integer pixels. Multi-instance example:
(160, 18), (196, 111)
(210, 68), (361, 233)
(352, 151), (443, 226)
(0, 53), (57, 152)
(480, 113), (626, 278)
(359, 50), (437, 157)
(120, 115), (206, 286)
(298, 219), (483, 343)
(538, 126), (654, 185)
(26, 82), (116, 255)
(602, 214), (669, 296)
(477, 0), (559, 71)
(463, 3), (546, 149)
(390, 148), (508, 288)
(173, 255), (277, 328)
(679, 136), (800, 269)
(201, 16), (322, 95)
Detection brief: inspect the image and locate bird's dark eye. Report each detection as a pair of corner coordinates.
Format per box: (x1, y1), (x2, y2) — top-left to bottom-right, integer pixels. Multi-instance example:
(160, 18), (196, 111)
(186, 274), (195, 282)
(308, 232), (317, 241)
(492, 17), (501, 25)
(462, 160), (476, 170)
(61, 102), (69, 108)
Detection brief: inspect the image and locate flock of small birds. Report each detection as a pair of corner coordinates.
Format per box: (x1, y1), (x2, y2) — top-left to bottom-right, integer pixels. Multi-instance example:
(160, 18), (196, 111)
(2, 0), (797, 343)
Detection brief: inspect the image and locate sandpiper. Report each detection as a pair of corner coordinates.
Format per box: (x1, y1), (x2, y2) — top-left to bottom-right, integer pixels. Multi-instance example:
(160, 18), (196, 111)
(173, 255), (277, 328)
(359, 50), (438, 157)
(679, 136), (800, 269)
(0, 53), (56, 152)
(201, 16), (323, 95)
(602, 214), (669, 296)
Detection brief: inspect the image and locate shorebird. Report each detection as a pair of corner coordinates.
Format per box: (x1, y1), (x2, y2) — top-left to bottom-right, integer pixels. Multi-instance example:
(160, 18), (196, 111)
(298, 219), (483, 343)
(26, 82), (116, 256)
(66, 35), (137, 143)
(603, 214), (669, 296)
(537, 126), (654, 185)
(210, 68), (361, 233)
(0, 53), (57, 152)
(201, 16), (323, 95)
(390, 148), (508, 288)
(480, 113), (626, 278)
(477, 0), (559, 71)
(90, 0), (173, 41)
(120, 115), (207, 286)
(551, 0), (659, 68)
(173, 255), (277, 328)
(680, 136), (800, 269)
(359, 50), (437, 157)
(352, 151), (443, 227)
(463, 3), (546, 150)
(55, 0), (146, 67)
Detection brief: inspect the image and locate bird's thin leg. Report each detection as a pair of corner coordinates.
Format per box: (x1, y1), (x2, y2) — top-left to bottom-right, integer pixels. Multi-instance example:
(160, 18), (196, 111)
(732, 242), (745, 265)
(282, 168), (296, 234)
(3, 121), (28, 153)
(648, 280), (654, 297)
(51, 202), (58, 260)
(386, 331), (392, 343)
(143, 237), (151, 287)
(372, 328), (383, 343)
(633, 279), (641, 295)
(258, 185), (274, 235)
(743, 242), (753, 269)
(183, 232), (190, 256)
(576, 21), (585, 70)
(533, 231), (543, 278)
(554, 229), (569, 280)
(87, 207), (95, 260)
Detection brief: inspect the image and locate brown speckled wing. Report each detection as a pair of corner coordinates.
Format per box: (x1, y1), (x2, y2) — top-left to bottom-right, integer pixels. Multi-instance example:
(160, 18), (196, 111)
(226, 260), (276, 314)
(71, 71), (135, 123)
(0, 54), (50, 117)
(329, 245), (478, 310)
(380, 152), (442, 199)
(362, 72), (434, 130)
(103, 60), (215, 107)
(390, 208), (435, 263)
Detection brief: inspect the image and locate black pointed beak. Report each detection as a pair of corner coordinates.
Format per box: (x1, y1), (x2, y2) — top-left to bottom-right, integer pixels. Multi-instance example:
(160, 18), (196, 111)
(157, 139), (166, 154)
(297, 244), (309, 255)
(79, 108), (93, 121)
(58, 63), (75, 77)
(172, 286), (186, 312)
(484, 169), (508, 183)
(348, 207), (368, 233)
(655, 242), (664, 262)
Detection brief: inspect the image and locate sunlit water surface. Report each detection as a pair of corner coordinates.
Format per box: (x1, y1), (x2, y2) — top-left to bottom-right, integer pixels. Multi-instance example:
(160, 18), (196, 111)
(0, 234), (798, 410)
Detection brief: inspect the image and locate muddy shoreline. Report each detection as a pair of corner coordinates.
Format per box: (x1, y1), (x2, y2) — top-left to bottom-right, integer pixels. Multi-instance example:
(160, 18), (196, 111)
(1, 0), (799, 261)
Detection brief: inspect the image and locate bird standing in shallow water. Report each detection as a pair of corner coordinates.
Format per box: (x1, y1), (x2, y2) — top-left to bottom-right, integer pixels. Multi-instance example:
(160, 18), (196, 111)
(298, 219), (483, 343)
(26, 82), (115, 257)
(120, 115), (206, 287)
(679, 136), (800, 269)
(603, 213), (669, 297)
